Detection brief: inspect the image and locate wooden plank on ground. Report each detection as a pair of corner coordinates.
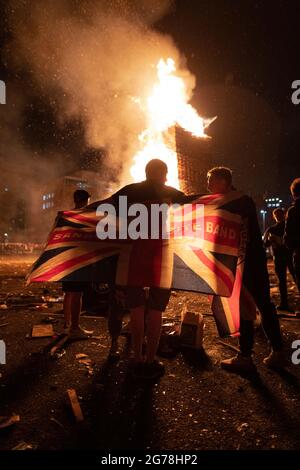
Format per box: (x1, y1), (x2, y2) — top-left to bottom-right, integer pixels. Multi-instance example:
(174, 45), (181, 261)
(32, 324), (54, 338)
(66, 389), (84, 423)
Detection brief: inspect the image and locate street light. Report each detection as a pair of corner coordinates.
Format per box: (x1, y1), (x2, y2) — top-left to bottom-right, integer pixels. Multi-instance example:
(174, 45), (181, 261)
(260, 210), (267, 233)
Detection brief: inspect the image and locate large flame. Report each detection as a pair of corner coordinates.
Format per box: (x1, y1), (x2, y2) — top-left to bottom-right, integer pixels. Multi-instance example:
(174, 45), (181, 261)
(130, 58), (215, 188)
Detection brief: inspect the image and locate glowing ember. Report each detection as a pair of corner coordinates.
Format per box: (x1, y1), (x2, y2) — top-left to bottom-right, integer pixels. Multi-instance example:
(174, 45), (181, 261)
(130, 58), (216, 188)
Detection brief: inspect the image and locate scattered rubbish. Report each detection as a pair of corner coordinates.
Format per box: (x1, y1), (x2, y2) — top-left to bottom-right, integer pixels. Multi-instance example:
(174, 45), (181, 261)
(0, 322), (9, 328)
(12, 441), (37, 450)
(32, 324), (54, 338)
(75, 353), (89, 359)
(217, 340), (240, 353)
(35, 304), (49, 310)
(82, 329), (94, 335)
(0, 414), (20, 430)
(180, 309), (204, 349)
(237, 422), (249, 432)
(66, 388), (84, 423)
(78, 358), (92, 365)
(0, 304), (8, 310)
(76, 353), (94, 375)
(158, 321), (180, 357)
(53, 349), (66, 360)
(42, 295), (64, 303)
(50, 417), (64, 429)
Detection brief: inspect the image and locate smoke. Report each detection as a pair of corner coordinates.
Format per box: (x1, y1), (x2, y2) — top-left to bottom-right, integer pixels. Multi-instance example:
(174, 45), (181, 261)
(5, 0), (193, 186)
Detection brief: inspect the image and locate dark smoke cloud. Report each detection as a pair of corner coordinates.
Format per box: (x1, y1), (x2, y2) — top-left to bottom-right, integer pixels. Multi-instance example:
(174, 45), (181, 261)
(5, 0), (181, 185)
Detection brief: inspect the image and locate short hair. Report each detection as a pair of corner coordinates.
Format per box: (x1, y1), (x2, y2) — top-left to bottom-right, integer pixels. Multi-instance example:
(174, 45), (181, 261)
(290, 178), (300, 198)
(207, 166), (233, 186)
(273, 208), (284, 219)
(145, 159), (168, 177)
(73, 189), (91, 204)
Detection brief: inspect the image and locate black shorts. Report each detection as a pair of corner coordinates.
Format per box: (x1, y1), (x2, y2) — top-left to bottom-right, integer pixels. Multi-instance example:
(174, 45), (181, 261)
(62, 282), (88, 293)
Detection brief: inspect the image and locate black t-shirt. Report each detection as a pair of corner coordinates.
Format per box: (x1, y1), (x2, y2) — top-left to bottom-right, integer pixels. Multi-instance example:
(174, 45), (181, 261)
(111, 180), (186, 204)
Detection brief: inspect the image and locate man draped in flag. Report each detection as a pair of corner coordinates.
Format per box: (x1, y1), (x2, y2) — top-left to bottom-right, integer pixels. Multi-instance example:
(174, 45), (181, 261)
(207, 167), (285, 373)
(110, 159), (187, 380)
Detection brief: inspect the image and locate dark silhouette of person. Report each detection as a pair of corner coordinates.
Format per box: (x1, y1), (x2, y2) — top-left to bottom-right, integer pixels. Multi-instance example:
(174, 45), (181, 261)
(264, 208), (296, 312)
(207, 166), (285, 373)
(284, 178), (300, 293)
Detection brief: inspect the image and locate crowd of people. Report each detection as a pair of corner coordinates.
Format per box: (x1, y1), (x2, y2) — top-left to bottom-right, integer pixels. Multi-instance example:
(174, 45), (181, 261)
(59, 160), (300, 380)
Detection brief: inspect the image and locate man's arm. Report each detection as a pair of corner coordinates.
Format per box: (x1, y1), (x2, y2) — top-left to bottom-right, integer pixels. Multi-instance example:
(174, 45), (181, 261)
(263, 227), (271, 247)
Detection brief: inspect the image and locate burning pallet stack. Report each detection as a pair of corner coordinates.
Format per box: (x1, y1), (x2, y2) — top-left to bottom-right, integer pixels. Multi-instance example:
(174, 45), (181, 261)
(163, 126), (213, 195)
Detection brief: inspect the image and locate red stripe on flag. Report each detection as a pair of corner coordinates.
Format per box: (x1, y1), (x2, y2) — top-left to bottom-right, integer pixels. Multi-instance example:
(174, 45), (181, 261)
(31, 247), (114, 282)
(191, 246), (234, 294)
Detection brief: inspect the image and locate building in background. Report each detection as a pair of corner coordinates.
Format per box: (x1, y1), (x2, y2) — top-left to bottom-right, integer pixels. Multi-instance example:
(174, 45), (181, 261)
(37, 149), (112, 238)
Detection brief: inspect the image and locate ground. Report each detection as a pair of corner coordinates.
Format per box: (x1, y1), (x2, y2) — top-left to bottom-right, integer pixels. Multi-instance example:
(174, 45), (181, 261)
(0, 255), (300, 451)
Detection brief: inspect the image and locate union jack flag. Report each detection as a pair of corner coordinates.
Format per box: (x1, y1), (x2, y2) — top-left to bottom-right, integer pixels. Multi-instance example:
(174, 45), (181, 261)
(27, 191), (248, 335)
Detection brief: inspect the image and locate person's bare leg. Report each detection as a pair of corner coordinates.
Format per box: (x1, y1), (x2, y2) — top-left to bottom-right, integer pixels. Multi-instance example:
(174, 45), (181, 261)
(63, 292), (72, 329)
(70, 292), (82, 329)
(130, 306), (145, 363)
(145, 309), (162, 363)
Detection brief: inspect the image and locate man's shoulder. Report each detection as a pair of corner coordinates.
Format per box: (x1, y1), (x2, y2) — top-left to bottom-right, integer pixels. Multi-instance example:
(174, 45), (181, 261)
(113, 182), (143, 196)
(163, 184), (184, 196)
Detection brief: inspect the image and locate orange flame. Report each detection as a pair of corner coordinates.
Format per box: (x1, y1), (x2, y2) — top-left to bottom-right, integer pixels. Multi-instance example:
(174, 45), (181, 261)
(130, 58), (215, 188)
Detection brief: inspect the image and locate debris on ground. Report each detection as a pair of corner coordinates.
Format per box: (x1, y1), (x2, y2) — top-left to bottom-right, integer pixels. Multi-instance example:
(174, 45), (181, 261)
(75, 353), (89, 359)
(0, 414), (20, 430)
(53, 349), (66, 360)
(12, 441), (37, 450)
(31, 324), (54, 338)
(76, 353), (94, 376)
(237, 422), (249, 432)
(66, 389), (84, 423)
(41, 316), (59, 324)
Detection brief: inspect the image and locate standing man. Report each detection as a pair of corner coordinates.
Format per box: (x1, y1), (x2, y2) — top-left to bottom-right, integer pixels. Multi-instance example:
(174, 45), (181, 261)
(112, 159), (186, 379)
(264, 208), (295, 312)
(62, 189), (92, 340)
(284, 178), (300, 292)
(207, 167), (285, 373)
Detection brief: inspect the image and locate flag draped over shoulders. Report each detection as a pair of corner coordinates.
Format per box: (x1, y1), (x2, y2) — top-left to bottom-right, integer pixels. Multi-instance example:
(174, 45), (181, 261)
(27, 190), (254, 337)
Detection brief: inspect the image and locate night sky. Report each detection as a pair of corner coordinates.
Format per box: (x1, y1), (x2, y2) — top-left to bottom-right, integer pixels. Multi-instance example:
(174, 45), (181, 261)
(1, 0), (300, 196)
